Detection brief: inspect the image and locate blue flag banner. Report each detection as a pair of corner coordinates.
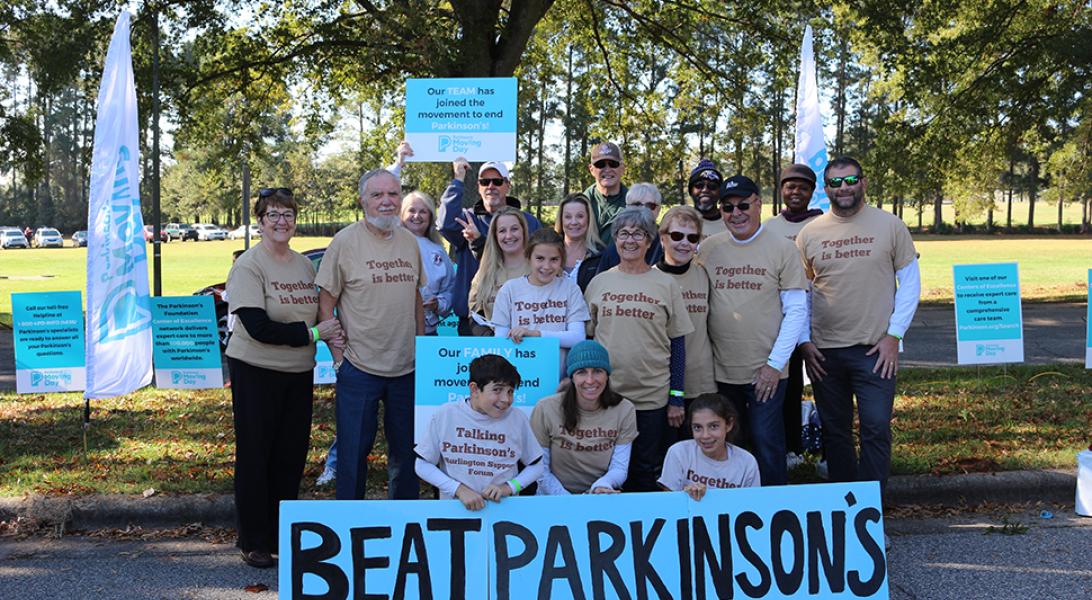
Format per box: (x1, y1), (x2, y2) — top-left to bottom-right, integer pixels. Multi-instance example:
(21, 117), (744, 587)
(1086, 269), (1091, 368)
(12, 291), (86, 393)
(279, 482), (888, 599)
(404, 77), (518, 162)
(413, 336), (560, 446)
(952, 262), (1024, 364)
(149, 296), (223, 389)
(84, 11), (152, 398)
(795, 25), (830, 213)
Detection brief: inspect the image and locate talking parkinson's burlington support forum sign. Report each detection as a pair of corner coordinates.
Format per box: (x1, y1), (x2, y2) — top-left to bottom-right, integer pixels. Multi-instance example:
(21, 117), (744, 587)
(403, 77), (518, 162)
(278, 482), (888, 599)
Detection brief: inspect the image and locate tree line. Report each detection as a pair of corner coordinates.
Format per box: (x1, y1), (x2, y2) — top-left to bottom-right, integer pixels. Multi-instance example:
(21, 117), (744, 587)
(0, 0), (1088, 234)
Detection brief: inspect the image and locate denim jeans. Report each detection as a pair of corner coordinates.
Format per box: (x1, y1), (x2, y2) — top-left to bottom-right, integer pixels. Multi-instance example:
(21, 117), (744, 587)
(334, 361), (418, 500)
(717, 380), (788, 486)
(624, 406), (669, 493)
(810, 345), (896, 492)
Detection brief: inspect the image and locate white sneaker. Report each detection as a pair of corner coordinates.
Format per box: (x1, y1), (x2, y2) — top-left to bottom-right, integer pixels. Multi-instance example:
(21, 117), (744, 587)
(786, 452), (805, 470)
(816, 460), (829, 479)
(316, 466), (336, 486)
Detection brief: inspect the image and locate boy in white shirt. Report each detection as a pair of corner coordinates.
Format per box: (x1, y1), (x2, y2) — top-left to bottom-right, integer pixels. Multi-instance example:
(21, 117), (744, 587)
(415, 354), (544, 510)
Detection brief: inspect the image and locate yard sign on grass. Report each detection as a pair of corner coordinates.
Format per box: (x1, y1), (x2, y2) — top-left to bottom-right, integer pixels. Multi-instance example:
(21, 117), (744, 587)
(952, 262), (1024, 364)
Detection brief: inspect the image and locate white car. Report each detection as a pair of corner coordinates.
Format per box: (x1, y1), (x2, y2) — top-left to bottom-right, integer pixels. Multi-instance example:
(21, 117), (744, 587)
(33, 227), (64, 248)
(193, 223), (227, 241)
(1, 229), (29, 249)
(227, 224), (262, 240)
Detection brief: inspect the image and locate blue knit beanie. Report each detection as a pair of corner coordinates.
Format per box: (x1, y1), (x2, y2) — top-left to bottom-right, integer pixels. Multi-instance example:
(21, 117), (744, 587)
(566, 340), (611, 377)
(688, 158), (722, 187)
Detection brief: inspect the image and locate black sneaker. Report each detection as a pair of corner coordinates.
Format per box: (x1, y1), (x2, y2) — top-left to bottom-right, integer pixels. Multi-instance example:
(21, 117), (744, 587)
(241, 550), (275, 569)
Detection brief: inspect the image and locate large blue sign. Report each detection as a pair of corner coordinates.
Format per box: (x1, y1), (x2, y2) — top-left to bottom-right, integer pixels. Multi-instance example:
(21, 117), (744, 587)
(279, 482), (888, 599)
(953, 262), (1024, 364)
(150, 296), (223, 389)
(12, 291), (86, 393)
(404, 77), (518, 162)
(414, 336), (559, 445)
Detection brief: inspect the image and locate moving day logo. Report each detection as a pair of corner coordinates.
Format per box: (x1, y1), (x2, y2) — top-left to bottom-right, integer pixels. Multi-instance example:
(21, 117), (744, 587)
(975, 343), (1006, 357)
(171, 370), (207, 386)
(30, 370), (72, 388)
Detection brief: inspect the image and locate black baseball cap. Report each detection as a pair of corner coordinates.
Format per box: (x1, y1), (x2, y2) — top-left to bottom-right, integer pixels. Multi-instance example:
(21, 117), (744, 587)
(720, 175), (760, 199)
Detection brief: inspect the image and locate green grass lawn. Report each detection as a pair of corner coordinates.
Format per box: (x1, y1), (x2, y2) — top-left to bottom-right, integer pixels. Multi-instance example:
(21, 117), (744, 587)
(3, 234), (1087, 327)
(899, 199), (1087, 230)
(1, 365), (1088, 496)
(0, 237), (333, 327)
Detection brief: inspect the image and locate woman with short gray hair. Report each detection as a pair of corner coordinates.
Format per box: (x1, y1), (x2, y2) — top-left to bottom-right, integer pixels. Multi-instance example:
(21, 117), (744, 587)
(583, 206), (694, 492)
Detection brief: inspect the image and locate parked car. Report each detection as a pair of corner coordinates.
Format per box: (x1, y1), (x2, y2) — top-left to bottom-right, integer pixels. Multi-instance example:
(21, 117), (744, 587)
(33, 227), (64, 248)
(143, 224), (169, 242)
(1, 229), (29, 249)
(227, 223), (262, 240)
(163, 223), (198, 242)
(196, 247), (326, 351)
(71, 230), (88, 247)
(193, 223), (227, 241)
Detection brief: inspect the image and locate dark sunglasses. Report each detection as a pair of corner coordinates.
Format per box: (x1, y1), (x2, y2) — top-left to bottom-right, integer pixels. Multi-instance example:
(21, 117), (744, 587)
(720, 200), (752, 213)
(826, 175), (861, 188)
(691, 181), (719, 191)
(479, 177), (506, 187)
(593, 159), (620, 169)
(627, 201), (659, 211)
(258, 187), (293, 197)
(667, 231), (701, 243)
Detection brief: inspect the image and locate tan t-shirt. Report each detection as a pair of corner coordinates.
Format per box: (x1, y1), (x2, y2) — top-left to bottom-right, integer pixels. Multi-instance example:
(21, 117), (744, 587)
(314, 222), (423, 377)
(699, 215), (728, 241)
(654, 263), (717, 398)
(530, 392), (639, 494)
(699, 227), (808, 384)
(763, 213), (820, 242)
(225, 244), (318, 372)
(584, 268), (694, 410)
(796, 205), (917, 348)
(468, 262), (530, 321)
(657, 440), (760, 490)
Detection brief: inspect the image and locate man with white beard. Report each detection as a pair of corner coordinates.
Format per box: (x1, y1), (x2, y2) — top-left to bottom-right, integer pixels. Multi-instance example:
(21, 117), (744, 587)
(316, 168), (426, 500)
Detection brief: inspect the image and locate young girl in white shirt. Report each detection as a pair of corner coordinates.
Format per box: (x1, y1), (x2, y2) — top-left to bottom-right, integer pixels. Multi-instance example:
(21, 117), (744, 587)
(658, 393), (760, 500)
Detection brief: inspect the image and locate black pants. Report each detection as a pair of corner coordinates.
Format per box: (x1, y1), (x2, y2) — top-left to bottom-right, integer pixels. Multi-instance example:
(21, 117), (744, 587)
(624, 406), (668, 492)
(228, 357), (314, 554)
(783, 346), (805, 454)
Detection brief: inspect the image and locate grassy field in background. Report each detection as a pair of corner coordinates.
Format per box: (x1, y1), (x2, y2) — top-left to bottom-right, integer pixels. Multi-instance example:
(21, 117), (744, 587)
(2, 234), (1088, 327)
(897, 199), (1087, 230)
(1, 365), (1088, 496)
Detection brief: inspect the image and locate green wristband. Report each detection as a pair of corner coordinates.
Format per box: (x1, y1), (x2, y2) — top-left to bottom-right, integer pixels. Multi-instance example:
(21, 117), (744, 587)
(509, 479), (522, 494)
(311, 326), (320, 343)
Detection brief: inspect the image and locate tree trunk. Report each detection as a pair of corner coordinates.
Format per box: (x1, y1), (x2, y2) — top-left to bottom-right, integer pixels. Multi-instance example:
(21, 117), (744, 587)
(1027, 157), (1039, 229)
(563, 43), (573, 196)
(933, 190), (943, 230)
(535, 74), (547, 220)
(834, 37), (847, 155)
(1057, 185), (1064, 232)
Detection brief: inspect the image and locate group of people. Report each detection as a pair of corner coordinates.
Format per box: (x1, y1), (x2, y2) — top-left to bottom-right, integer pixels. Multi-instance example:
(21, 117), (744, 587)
(223, 140), (921, 569)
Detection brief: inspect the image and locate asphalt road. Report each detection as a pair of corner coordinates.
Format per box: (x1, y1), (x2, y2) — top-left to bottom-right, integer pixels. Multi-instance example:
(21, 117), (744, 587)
(1, 505), (1088, 599)
(1, 302), (1087, 392)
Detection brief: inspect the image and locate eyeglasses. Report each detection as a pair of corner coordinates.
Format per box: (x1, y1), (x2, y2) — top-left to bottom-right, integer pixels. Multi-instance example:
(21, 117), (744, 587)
(691, 181), (719, 191)
(263, 211), (296, 222)
(615, 229), (648, 241)
(479, 177), (506, 187)
(826, 175), (861, 188)
(258, 187), (293, 198)
(720, 200), (752, 213)
(667, 231), (701, 244)
(627, 202), (659, 211)
(593, 159), (620, 169)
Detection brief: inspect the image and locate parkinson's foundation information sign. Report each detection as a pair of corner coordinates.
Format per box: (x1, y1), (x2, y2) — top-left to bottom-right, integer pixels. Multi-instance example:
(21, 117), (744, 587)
(1086, 269), (1091, 369)
(279, 482), (889, 599)
(12, 291), (86, 393)
(413, 336), (559, 445)
(150, 296), (223, 389)
(952, 262), (1024, 364)
(404, 77), (517, 162)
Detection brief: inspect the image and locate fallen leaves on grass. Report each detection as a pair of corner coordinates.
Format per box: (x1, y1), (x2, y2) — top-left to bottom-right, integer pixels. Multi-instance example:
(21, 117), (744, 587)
(930, 457), (1002, 476)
